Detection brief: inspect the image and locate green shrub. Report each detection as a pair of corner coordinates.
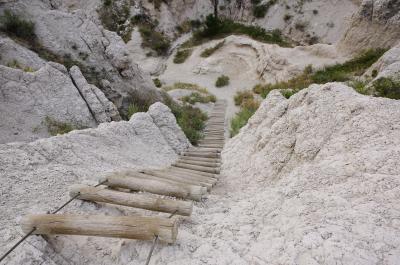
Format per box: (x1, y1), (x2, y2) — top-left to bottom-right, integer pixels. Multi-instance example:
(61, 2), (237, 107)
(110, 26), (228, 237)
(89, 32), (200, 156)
(162, 93), (207, 145)
(373, 77), (400, 99)
(200, 40), (225, 57)
(371, 69), (378, 78)
(349, 80), (369, 95)
(234, 90), (254, 106)
(127, 103), (141, 119)
(139, 25), (170, 56)
(153, 78), (162, 88)
(98, 0), (132, 43)
(255, 49), (386, 98)
(280, 90), (295, 99)
(0, 10), (35, 41)
(284, 14), (292, 21)
(173, 48), (192, 63)
(44, 117), (75, 136)
(215, 75), (230, 87)
(181, 92), (216, 104)
(252, 0), (277, 18)
(6, 59), (35, 72)
(183, 15), (290, 48)
(162, 82), (209, 94)
(230, 98), (260, 137)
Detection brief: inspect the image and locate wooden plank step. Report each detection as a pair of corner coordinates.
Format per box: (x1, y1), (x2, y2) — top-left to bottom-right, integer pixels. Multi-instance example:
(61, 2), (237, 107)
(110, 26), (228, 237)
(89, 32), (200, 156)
(189, 147), (220, 153)
(178, 159), (220, 168)
(183, 151), (220, 158)
(103, 173), (206, 201)
(146, 169), (217, 184)
(169, 166), (218, 178)
(173, 162), (220, 174)
(21, 214), (179, 243)
(179, 156), (221, 163)
(70, 184), (192, 216)
(197, 144), (224, 148)
(140, 170), (214, 191)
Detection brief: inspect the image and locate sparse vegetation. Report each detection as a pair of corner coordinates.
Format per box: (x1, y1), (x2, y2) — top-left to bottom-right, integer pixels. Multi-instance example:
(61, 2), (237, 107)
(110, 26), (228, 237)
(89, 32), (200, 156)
(44, 116), (76, 136)
(215, 75), (230, 87)
(181, 92), (216, 104)
(182, 15), (290, 49)
(284, 14), (292, 21)
(173, 48), (192, 63)
(127, 103), (141, 119)
(0, 10), (35, 41)
(98, 0), (132, 43)
(234, 90), (254, 106)
(252, 0), (277, 18)
(230, 97), (260, 137)
(153, 78), (162, 88)
(139, 24), (171, 56)
(6, 59), (34, 72)
(200, 40), (225, 57)
(162, 93), (207, 145)
(253, 49), (387, 98)
(373, 77), (400, 99)
(295, 21), (307, 32)
(162, 82), (209, 94)
(371, 69), (378, 78)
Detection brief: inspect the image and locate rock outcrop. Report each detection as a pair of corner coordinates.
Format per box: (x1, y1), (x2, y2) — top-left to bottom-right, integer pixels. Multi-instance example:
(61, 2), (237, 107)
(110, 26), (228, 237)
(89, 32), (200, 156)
(0, 0), (162, 113)
(364, 43), (400, 82)
(0, 102), (189, 264)
(148, 102), (191, 154)
(0, 60), (120, 143)
(220, 83), (400, 264)
(339, 0), (400, 54)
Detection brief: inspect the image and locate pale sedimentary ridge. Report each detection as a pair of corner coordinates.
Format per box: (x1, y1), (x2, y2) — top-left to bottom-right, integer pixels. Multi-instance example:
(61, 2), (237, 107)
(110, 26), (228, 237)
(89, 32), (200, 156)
(0, 102), (190, 264)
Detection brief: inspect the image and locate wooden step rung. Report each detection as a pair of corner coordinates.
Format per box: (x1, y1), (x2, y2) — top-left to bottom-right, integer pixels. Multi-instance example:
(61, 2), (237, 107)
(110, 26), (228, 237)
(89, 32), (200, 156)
(183, 151), (220, 158)
(167, 166), (219, 180)
(178, 159), (221, 168)
(21, 214), (179, 243)
(169, 166), (218, 178)
(70, 184), (192, 216)
(103, 173), (206, 201)
(140, 170), (214, 191)
(173, 162), (220, 174)
(179, 156), (221, 163)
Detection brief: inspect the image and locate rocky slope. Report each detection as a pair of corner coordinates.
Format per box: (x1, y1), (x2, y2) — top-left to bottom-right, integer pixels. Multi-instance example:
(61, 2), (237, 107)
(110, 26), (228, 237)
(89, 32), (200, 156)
(220, 83), (400, 264)
(0, 35), (120, 143)
(0, 102), (190, 264)
(0, 0), (162, 114)
(339, 0), (400, 54)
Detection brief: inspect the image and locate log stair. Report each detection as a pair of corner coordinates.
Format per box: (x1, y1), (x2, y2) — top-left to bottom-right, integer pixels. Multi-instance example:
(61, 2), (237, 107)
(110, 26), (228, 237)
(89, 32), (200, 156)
(21, 100), (227, 245)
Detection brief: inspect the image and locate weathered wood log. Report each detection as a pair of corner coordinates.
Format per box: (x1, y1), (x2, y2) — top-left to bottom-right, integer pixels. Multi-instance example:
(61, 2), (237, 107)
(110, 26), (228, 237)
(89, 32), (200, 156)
(70, 184), (192, 216)
(174, 162), (220, 174)
(167, 167), (218, 181)
(157, 170), (218, 186)
(189, 147), (220, 153)
(179, 156), (221, 163)
(145, 170), (215, 191)
(170, 166), (218, 178)
(183, 152), (220, 158)
(21, 214), (179, 243)
(103, 173), (206, 201)
(140, 170), (213, 191)
(178, 159), (221, 168)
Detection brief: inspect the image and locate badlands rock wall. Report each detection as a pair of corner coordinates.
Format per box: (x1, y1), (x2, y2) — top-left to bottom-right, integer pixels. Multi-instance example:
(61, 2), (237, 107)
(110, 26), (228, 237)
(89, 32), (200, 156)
(0, 102), (190, 264)
(0, 38), (120, 143)
(0, 0), (161, 113)
(339, 0), (400, 54)
(221, 83), (400, 264)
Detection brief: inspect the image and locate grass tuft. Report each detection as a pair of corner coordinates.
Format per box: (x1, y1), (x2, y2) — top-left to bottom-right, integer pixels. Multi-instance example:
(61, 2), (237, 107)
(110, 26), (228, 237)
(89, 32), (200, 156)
(234, 90), (254, 106)
(215, 75), (230, 87)
(0, 10), (35, 41)
(44, 116), (76, 136)
(181, 92), (216, 105)
(200, 40), (225, 58)
(173, 48), (192, 63)
(230, 97), (260, 137)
